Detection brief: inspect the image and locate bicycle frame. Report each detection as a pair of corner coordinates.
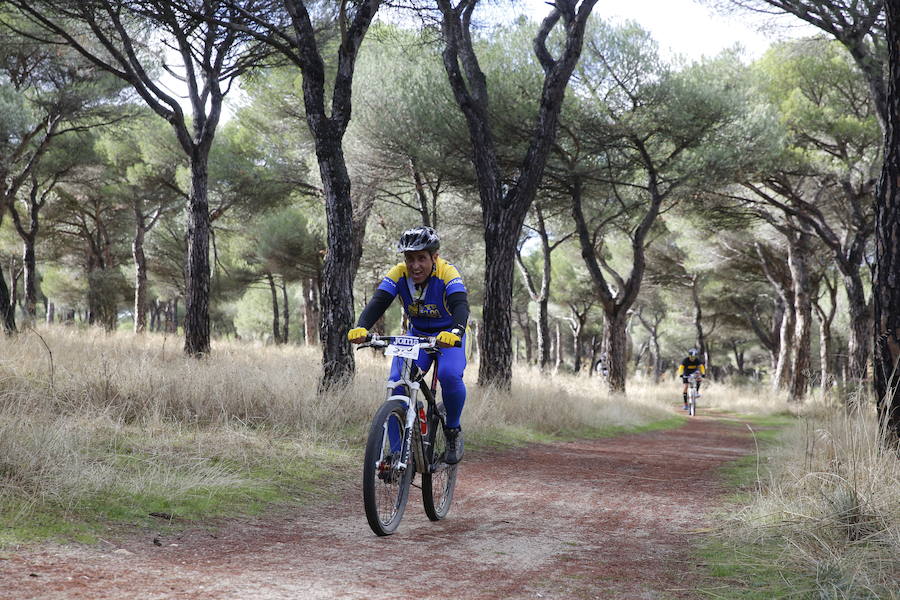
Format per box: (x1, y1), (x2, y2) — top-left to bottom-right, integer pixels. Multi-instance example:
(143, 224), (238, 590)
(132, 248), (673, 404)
(687, 372), (701, 389)
(368, 335), (440, 475)
(687, 372), (701, 415)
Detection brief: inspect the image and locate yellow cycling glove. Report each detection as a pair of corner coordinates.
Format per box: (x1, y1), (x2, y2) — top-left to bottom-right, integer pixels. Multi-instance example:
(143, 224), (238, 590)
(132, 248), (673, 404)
(436, 330), (461, 347)
(347, 327), (368, 342)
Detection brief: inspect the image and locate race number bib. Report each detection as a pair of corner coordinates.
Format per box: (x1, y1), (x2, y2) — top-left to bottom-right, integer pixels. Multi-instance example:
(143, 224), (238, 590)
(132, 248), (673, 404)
(384, 337), (422, 359)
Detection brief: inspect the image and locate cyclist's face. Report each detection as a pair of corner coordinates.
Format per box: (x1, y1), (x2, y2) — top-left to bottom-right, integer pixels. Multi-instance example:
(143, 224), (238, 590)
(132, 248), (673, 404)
(404, 250), (436, 284)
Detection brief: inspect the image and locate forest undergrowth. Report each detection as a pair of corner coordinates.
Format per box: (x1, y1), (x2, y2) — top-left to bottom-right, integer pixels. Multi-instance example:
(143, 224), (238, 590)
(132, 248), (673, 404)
(0, 326), (678, 545)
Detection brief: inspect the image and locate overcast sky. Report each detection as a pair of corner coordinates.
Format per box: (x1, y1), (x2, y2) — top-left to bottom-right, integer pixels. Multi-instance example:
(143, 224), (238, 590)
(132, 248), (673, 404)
(517, 0), (815, 61)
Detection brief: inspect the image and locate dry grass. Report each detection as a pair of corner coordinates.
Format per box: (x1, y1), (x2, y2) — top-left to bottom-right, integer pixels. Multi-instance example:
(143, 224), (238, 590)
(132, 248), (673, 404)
(0, 326), (676, 541)
(720, 400), (900, 598)
(11, 326), (895, 597)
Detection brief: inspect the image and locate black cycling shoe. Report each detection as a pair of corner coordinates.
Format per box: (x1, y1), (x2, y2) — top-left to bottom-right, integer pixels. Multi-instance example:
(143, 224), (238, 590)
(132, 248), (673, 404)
(444, 427), (464, 465)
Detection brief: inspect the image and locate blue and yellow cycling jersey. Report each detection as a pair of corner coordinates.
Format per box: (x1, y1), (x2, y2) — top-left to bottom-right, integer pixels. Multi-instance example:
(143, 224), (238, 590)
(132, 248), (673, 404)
(377, 258), (467, 332)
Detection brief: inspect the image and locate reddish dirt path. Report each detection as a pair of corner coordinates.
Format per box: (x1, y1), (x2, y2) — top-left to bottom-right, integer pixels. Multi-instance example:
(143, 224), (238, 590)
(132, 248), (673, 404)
(0, 413), (756, 600)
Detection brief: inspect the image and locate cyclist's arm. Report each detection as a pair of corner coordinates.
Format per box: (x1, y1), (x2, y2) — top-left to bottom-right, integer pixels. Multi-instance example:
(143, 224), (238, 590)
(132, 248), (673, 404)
(677, 364), (684, 377)
(700, 364), (706, 376)
(446, 291), (469, 334)
(356, 289), (395, 330)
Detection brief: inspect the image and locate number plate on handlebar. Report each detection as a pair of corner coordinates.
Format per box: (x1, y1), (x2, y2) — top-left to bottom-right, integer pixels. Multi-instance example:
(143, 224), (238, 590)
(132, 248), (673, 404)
(384, 338), (423, 359)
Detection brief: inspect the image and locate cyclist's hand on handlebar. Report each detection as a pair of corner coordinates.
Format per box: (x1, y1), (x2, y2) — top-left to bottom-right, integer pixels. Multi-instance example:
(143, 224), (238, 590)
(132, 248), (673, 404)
(436, 330), (461, 348)
(347, 327), (368, 344)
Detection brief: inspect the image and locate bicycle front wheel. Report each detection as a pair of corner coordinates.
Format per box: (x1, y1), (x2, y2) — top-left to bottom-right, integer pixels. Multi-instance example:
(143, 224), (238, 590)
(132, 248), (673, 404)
(689, 390), (697, 416)
(422, 402), (458, 521)
(363, 398), (413, 536)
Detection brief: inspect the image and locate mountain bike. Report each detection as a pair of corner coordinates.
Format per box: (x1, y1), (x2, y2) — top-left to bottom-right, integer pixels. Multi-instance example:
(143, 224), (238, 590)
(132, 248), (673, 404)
(357, 334), (459, 536)
(686, 372), (701, 417)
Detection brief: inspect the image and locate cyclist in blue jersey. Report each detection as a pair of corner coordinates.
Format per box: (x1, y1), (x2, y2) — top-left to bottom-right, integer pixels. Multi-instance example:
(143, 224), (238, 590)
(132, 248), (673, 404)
(348, 226), (469, 464)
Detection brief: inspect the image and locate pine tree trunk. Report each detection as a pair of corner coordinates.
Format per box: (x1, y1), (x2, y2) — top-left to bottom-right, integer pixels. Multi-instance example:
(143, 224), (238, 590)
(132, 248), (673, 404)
(788, 233), (812, 402)
(479, 228), (516, 387)
(820, 317), (834, 392)
(281, 278), (290, 343)
(874, 0), (900, 440)
(603, 310), (628, 394)
(21, 237), (37, 321)
(553, 320), (562, 375)
(468, 320), (480, 362)
(302, 277), (319, 346)
(0, 264), (14, 334)
(774, 307), (795, 391)
(519, 314), (534, 364)
(525, 320), (534, 364)
(537, 295), (551, 371)
(133, 214), (148, 334)
(183, 152), (211, 356)
(149, 299), (159, 332)
(315, 144), (355, 389)
(839, 269), (872, 382)
(267, 272), (281, 344)
(652, 335), (662, 383)
(573, 325), (584, 374)
(770, 298), (784, 371)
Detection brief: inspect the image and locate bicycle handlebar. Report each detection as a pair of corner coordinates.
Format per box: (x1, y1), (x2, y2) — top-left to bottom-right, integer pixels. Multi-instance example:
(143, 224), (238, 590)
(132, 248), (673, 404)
(355, 333), (461, 350)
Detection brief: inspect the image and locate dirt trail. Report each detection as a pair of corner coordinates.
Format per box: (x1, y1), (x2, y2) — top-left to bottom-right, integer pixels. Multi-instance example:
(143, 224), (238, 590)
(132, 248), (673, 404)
(0, 413), (757, 600)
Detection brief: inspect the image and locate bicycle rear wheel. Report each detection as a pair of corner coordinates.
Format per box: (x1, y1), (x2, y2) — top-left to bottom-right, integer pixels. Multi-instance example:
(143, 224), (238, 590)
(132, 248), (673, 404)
(422, 402), (458, 521)
(363, 398), (413, 536)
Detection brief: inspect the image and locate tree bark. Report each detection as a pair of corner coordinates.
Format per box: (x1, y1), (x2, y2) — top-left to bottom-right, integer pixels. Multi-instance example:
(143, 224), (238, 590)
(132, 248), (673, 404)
(774, 304), (796, 391)
(514, 309), (534, 365)
(133, 212), (148, 334)
(21, 240), (37, 321)
(756, 242), (795, 390)
(843, 272), (872, 381)
(652, 335), (662, 383)
(314, 142), (355, 386)
(266, 272), (281, 344)
(731, 340), (746, 375)
(603, 310), (629, 394)
(131, 206), (147, 334)
(568, 315), (584, 374)
(482, 229), (517, 382)
(874, 0), (900, 440)
(183, 150), (212, 355)
(819, 312), (834, 390)
(8, 181), (44, 323)
(553, 320), (563, 374)
(302, 276), (320, 346)
(281, 277), (290, 344)
(788, 232), (813, 402)
(814, 275), (838, 392)
(468, 319), (480, 362)
(0, 264), (14, 334)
